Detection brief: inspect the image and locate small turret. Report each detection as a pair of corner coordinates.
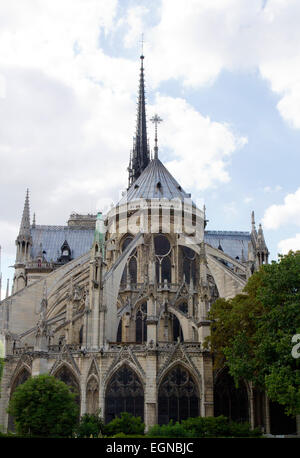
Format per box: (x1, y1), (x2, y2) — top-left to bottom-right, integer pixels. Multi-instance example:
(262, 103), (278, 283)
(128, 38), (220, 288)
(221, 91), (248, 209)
(256, 223), (269, 266)
(16, 189), (32, 264)
(248, 211), (269, 270)
(13, 189), (33, 293)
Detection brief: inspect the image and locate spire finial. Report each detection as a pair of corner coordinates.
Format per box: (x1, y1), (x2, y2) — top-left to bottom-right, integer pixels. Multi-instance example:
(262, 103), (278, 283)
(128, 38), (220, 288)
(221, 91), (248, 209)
(32, 212), (36, 228)
(150, 113), (163, 159)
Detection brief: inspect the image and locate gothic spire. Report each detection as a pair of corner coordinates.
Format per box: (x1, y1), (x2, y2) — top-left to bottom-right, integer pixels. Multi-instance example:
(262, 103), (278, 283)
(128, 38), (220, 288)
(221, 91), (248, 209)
(257, 224), (267, 250)
(250, 210), (257, 245)
(19, 189), (31, 237)
(16, 189), (32, 265)
(128, 55), (150, 187)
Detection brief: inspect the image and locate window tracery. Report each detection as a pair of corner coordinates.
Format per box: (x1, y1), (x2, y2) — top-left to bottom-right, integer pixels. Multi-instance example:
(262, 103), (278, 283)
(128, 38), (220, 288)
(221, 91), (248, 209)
(214, 369), (249, 423)
(182, 246), (196, 284)
(154, 235), (172, 283)
(158, 366), (199, 424)
(121, 236), (137, 285)
(105, 365), (144, 424)
(55, 366), (80, 405)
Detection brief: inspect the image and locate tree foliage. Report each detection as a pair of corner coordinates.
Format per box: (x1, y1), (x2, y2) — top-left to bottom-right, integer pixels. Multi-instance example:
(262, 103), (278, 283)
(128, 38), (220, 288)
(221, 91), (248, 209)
(7, 374), (79, 437)
(206, 251), (300, 416)
(105, 412), (145, 436)
(75, 411), (105, 438)
(147, 416), (261, 438)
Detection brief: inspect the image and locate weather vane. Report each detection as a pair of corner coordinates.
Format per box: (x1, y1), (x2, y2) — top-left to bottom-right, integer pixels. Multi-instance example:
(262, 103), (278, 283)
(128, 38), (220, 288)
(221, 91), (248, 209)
(150, 114), (163, 159)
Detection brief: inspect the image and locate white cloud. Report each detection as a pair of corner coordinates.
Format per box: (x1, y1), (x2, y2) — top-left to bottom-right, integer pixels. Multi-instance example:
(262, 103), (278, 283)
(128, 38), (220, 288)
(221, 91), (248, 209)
(149, 94), (247, 191)
(244, 197), (253, 204)
(0, 1), (249, 269)
(263, 185), (282, 193)
(262, 187), (300, 229)
(143, 0), (300, 128)
(123, 6), (149, 49)
(278, 233), (300, 254)
(2, 0), (300, 278)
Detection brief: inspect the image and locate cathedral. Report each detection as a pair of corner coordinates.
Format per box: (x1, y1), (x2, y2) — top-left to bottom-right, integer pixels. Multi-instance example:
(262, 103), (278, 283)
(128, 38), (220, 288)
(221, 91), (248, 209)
(1, 53), (288, 435)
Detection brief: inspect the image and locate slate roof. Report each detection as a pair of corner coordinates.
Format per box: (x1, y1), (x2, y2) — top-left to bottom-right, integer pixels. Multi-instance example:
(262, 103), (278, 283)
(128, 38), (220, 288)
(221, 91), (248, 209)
(119, 158), (191, 204)
(30, 225), (250, 265)
(205, 231), (250, 260)
(30, 225), (94, 262)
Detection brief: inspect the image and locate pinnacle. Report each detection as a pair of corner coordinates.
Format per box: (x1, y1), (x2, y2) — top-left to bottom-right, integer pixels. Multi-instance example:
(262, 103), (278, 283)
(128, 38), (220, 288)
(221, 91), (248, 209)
(19, 188), (31, 237)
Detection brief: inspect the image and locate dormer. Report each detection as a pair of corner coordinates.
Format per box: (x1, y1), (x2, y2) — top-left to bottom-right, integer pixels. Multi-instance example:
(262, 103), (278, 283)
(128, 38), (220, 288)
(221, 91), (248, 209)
(57, 240), (72, 264)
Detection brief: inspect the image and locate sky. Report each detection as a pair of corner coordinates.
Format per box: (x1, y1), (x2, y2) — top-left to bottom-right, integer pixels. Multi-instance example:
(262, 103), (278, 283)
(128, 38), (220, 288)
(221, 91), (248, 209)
(1, 0), (300, 298)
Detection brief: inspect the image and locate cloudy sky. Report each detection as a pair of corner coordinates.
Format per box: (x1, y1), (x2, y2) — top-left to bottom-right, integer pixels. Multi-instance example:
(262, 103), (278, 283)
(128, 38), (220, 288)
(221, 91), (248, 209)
(1, 0), (300, 297)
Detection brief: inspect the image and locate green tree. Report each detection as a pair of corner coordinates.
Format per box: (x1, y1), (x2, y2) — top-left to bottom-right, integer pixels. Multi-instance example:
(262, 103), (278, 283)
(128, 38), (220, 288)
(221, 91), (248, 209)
(206, 251), (300, 416)
(7, 374), (79, 437)
(75, 411), (105, 438)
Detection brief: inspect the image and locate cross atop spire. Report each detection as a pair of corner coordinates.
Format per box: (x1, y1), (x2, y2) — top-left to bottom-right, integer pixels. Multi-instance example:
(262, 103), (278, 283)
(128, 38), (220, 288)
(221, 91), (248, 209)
(139, 32), (145, 56)
(150, 113), (163, 159)
(128, 54), (150, 187)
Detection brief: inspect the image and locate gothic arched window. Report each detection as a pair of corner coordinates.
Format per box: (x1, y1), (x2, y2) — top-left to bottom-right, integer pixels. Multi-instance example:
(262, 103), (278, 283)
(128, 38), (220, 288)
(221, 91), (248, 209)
(154, 235), (172, 284)
(182, 246), (196, 284)
(105, 365), (144, 424)
(55, 366), (80, 406)
(8, 368), (31, 431)
(161, 257), (171, 282)
(129, 257), (137, 283)
(136, 302), (147, 343)
(214, 369), (249, 423)
(121, 236), (137, 286)
(158, 366), (199, 425)
(154, 235), (171, 255)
